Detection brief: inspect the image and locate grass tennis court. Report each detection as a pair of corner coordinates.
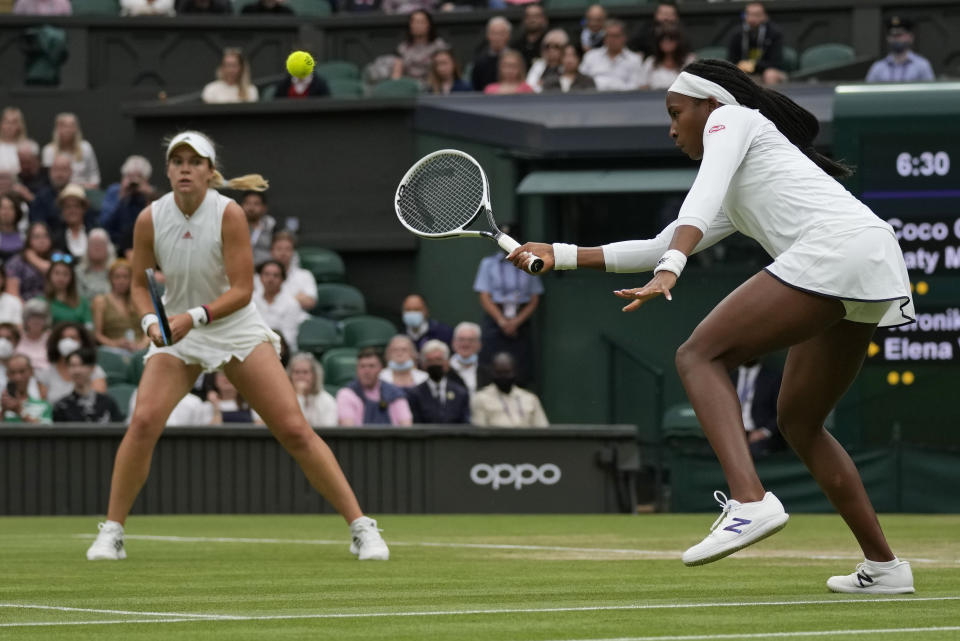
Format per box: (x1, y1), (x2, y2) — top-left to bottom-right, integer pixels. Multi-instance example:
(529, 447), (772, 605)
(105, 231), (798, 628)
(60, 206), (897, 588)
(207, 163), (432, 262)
(1, 514), (958, 640)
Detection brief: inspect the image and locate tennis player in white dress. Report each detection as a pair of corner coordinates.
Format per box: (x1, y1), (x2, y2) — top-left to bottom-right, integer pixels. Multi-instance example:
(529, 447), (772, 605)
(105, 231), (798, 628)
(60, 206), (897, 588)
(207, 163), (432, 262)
(509, 60), (915, 594)
(86, 131), (389, 562)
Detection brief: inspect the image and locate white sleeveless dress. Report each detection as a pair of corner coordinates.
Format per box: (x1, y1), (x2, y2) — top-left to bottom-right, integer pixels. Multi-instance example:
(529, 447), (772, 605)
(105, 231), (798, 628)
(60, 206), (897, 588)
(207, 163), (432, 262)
(144, 189), (281, 372)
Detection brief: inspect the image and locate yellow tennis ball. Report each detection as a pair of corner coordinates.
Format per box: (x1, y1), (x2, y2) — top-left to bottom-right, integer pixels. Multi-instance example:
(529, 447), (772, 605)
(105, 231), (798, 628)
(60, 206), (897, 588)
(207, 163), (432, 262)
(286, 51), (314, 79)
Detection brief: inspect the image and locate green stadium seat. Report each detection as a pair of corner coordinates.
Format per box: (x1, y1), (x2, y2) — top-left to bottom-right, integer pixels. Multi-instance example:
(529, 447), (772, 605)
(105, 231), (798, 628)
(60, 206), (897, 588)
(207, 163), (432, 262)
(107, 383), (137, 420)
(799, 43), (855, 71)
(259, 83), (277, 101)
(340, 315), (397, 349)
(327, 78), (364, 98)
(297, 316), (341, 356)
(782, 46), (799, 73)
(543, 0), (590, 9)
(370, 78), (421, 98)
(97, 347), (131, 386)
(315, 60), (361, 81)
(126, 348), (149, 385)
(71, 0), (120, 15)
(324, 383), (341, 398)
(298, 247), (346, 283)
(85, 188), (105, 211)
(321, 347), (359, 387)
(695, 46), (728, 61)
(662, 402), (710, 457)
(312, 283), (366, 320)
(284, 0), (332, 16)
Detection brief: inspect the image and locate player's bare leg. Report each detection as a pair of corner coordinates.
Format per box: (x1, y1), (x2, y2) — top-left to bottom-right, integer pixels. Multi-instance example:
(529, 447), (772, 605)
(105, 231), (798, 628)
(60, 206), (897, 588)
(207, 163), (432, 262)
(88, 355), (200, 560)
(225, 343), (388, 560)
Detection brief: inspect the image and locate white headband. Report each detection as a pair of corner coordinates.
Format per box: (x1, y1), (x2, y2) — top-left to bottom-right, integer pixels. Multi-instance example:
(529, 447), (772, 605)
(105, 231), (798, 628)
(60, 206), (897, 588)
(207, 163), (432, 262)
(166, 131), (216, 164)
(667, 72), (740, 107)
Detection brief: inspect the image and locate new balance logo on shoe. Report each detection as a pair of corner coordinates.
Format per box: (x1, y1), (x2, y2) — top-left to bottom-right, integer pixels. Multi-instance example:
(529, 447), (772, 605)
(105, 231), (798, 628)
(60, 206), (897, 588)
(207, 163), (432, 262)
(182, 231), (193, 239)
(856, 571), (874, 588)
(723, 517), (752, 534)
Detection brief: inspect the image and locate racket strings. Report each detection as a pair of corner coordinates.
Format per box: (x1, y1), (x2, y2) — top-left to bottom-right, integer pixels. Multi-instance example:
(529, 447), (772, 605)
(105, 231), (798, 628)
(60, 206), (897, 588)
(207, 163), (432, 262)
(397, 155), (484, 234)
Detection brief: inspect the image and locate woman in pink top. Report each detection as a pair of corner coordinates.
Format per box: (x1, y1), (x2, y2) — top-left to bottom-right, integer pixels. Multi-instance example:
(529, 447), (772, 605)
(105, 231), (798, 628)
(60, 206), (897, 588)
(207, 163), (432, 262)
(484, 49), (535, 95)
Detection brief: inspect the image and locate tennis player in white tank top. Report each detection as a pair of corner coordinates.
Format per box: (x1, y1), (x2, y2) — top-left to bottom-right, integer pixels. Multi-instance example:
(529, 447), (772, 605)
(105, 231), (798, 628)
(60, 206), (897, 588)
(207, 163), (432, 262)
(508, 61), (915, 594)
(86, 131), (389, 562)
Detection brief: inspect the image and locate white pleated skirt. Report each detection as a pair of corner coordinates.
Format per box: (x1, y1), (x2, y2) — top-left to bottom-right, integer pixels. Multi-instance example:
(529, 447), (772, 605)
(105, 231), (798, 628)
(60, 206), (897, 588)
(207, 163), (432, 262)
(765, 226), (915, 327)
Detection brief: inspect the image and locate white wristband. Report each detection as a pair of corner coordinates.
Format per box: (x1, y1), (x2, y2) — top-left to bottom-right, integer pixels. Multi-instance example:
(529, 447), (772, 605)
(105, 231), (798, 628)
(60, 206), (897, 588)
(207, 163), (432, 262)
(552, 243), (579, 270)
(188, 307), (208, 328)
(653, 249), (688, 278)
(141, 313), (159, 335)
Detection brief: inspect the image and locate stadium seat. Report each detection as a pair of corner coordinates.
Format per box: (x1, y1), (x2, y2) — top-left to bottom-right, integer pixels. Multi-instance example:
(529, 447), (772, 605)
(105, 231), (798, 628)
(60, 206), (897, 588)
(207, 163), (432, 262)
(312, 283), (366, 320)
(259, 83), (278, 101)
(543, 0), (590, 9)
(782, 46), (799, 73)
(695, 46), (728, 61)
(314, 61), (361, 81)
(298, 247), (346, 283)
(97, 347), (131, 386)
(297, 316), (341, 356)
(71, 0), (120, 15)
(107, 383), (137, 420)
(126, 347), (148, 385)
(371, 78), (421, 98)
(327, 78), (364, 98)
(321, 347), (359, 387)
(85, 188), (105, 211)
(662, 402), (710, 456)
(799, 43), (855, 71)
(324, 383), (341, 398)
(340, 315), (397, 349)
(284, 0), (331, 16)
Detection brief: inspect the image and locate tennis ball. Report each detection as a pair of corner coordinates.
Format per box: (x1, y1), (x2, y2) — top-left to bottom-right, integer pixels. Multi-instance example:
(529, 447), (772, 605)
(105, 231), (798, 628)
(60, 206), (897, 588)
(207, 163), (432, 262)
(286, 51), (315, 79)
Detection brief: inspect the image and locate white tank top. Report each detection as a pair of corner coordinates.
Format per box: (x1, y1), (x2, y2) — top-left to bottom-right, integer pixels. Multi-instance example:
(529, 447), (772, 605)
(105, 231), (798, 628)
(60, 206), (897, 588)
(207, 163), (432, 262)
(151, 189), (257, 322)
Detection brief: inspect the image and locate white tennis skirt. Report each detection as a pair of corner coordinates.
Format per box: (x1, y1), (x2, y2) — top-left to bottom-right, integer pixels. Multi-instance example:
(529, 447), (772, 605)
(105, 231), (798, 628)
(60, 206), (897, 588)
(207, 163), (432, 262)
(765, 226), (915, 328)
(144, 304), (283, 373)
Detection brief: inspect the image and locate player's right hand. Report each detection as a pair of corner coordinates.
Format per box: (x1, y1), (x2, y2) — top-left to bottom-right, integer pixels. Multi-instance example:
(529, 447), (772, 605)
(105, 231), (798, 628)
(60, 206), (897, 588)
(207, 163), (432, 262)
(506, 242), (553, 273)
(147, 323), (164, 347)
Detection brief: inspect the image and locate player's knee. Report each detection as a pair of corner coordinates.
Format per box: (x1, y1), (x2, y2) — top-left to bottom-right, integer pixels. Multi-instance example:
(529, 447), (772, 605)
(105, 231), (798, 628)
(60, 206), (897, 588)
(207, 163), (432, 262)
(675, 339), (705, 378)
(272, 420), (314, 453)
(126, 413), (165, 442)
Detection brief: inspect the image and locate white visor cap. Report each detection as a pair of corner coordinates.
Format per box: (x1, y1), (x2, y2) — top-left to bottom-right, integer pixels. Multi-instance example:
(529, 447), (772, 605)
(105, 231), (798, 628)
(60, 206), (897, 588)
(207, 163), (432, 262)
(166, 132), (216, 164)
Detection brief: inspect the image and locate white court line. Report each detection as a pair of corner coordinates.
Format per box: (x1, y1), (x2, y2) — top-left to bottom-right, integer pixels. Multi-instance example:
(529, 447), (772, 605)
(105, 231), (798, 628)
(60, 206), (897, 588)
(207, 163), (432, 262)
(0, 603), (236, 619)
(535, 627), (960, 641)
(1, 596), (957, 628)
(68, 534), (960, 565)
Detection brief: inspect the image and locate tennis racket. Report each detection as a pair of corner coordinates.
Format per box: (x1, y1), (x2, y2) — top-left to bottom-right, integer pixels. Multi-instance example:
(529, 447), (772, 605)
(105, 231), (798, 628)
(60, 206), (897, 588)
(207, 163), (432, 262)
(145, 268), (172, 346)
(395, 149), (544, 273)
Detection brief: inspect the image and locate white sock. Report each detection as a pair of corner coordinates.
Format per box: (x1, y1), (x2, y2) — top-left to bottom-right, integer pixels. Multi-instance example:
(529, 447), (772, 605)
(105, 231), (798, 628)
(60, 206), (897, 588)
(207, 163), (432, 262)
(349, 516), (372, 530)
(105, 519), (124, 531)
(864, 557), (899, 570)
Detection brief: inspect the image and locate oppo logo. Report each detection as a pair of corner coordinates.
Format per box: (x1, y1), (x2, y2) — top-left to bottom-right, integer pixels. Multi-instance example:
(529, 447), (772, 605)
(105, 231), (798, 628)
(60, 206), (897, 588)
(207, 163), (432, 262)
(469, 463), (562, 490)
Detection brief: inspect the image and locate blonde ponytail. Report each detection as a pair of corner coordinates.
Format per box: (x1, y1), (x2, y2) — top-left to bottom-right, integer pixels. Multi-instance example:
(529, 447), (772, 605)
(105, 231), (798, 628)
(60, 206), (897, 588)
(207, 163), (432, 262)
(210, 170), (269, 192)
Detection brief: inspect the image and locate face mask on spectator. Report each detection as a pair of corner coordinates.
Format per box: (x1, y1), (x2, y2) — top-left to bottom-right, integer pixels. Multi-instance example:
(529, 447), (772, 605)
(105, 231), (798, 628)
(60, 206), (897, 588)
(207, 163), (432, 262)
(426, 364), (445, 382)
(402, 311), (424, 328)
(58, 337), (81, 357)
(888, 39), (909, 54)
(493, 376), (515, 394)
(452, 353), (478, 366)
(388, 359), (414, 372)
(0, 338), (12, 360)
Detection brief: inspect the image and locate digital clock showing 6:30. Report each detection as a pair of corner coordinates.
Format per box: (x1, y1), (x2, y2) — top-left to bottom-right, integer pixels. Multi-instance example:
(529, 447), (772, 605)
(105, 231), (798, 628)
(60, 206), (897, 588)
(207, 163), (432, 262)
(857, 136), (960, 205)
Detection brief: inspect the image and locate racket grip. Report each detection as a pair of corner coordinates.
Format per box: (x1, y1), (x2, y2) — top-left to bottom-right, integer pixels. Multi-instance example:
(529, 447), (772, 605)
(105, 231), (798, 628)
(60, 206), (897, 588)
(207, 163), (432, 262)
(497, 234), (544, 274)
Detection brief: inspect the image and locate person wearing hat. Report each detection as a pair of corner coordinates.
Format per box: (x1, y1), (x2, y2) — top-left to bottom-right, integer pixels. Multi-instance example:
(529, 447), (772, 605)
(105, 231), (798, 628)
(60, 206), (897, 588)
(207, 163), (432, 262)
(85, 130), (390, 564)
(55, 182), (97, 258)
(865, 16), (934, 83)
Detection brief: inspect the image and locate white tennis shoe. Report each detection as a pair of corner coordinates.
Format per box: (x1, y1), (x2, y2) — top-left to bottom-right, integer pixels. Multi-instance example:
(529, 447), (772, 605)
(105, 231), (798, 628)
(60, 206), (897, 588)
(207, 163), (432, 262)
(86, 520), (126, 560)
(827, 559), (914, 594)
(349, 516), (390, 561)
(682, 491), (789, 566)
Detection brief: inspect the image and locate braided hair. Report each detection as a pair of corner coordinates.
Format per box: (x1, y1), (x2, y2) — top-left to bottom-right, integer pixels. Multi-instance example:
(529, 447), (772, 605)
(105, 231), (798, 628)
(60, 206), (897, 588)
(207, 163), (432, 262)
(683, 59), (851, 178)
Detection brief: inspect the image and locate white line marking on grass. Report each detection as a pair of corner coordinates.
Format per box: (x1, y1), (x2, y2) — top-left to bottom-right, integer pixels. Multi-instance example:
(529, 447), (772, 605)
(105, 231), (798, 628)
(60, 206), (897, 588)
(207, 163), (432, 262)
(1, 597), (956, 628)
(536, 626), (960, 641)
(69, 534), (960, 565)
(0, 604), (238, 620)
(0, 618), (204, 628)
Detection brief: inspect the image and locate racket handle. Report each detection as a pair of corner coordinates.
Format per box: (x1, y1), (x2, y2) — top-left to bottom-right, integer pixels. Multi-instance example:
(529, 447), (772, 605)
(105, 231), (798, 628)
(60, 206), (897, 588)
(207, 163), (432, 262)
(497, 234), (544, 274)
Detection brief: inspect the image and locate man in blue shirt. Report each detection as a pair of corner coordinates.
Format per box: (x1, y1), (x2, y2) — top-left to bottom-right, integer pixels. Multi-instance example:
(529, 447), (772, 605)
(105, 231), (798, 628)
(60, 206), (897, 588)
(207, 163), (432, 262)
(473, 245), (544, 388)
(865, 16), (935, 83)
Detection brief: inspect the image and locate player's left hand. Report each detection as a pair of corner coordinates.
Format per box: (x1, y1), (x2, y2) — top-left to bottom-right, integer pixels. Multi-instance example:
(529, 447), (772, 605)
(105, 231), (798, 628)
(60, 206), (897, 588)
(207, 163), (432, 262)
(613, 271), (678, 312)
(506, 242), (553, 274)
(168, 313), (194, 344)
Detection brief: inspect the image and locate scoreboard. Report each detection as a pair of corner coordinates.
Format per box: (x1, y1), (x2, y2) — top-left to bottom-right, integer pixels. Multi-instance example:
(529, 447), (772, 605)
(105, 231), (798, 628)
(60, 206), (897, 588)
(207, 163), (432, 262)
(832, 83), (960, 445)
